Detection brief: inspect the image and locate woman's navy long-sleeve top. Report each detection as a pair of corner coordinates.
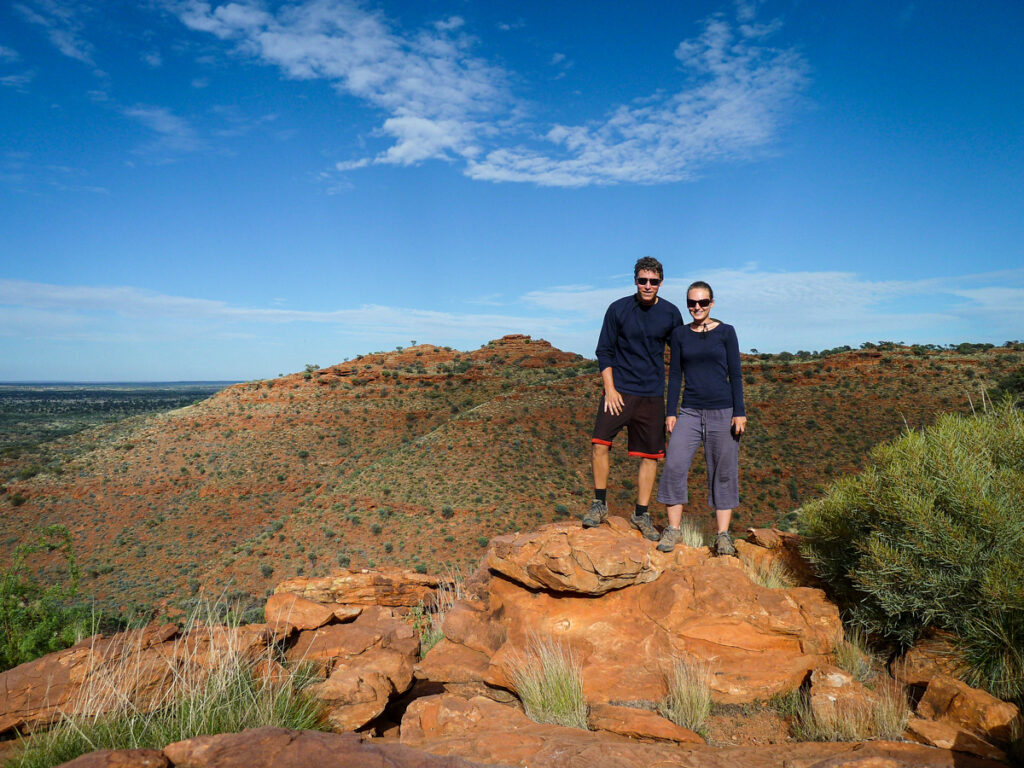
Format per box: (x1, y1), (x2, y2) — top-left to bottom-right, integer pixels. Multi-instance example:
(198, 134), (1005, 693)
(665, 322), (745, 417)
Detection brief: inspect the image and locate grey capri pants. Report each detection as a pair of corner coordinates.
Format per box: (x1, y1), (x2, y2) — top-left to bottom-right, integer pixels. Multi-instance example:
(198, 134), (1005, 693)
(656, 407), (740, 509)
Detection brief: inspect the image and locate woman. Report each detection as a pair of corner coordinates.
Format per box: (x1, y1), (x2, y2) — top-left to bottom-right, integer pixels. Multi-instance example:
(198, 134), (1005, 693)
(656, 281), (747, 555)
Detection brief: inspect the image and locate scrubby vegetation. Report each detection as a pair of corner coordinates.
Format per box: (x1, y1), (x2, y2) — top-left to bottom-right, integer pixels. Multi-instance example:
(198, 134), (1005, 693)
(801, 400), (1024, 703)
(659, 657), (713, 734)
(5, 599), (323, 768)
(0, 525), (92, 672)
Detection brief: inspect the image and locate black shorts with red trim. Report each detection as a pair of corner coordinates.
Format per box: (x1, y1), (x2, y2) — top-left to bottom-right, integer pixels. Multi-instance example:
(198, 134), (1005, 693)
(591, 393), (666, 459)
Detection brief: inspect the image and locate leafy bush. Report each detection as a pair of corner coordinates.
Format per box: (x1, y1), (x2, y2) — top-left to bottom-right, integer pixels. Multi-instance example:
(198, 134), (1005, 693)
(1, 525), (92, 672)
(800, 401), (1024, 702)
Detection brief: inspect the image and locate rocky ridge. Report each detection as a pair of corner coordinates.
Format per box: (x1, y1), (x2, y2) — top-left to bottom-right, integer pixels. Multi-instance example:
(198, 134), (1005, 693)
(1, 521), (1020, 767)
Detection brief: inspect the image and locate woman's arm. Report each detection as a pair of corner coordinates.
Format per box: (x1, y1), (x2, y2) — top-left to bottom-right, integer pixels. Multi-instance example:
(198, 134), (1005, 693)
(726, 326), (746, 432)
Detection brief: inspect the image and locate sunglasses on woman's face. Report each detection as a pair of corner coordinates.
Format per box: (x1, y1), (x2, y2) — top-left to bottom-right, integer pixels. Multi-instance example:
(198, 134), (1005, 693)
(636, 277), (661, 286)
(687, 298), (712, 308)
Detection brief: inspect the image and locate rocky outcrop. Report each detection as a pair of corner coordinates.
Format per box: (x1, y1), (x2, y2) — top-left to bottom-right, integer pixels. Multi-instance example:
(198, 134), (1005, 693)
(285, 606), (420, 731)
(890, 630), (963, 688)
(274, 568), (441, 609)
(425, 522), (841, 705)
(586, 702), (704, 743)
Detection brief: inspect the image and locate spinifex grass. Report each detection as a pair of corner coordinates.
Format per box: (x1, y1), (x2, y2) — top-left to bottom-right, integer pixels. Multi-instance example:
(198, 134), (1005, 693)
(741, 555), (796, 590)
(678, 520), (705, 549)
(658, 657), (714, 733)
(791, 684), (909, 742)
(6, 599), (323, 768)
(506, 635), (588, 729)
(834, 628), (874, 683)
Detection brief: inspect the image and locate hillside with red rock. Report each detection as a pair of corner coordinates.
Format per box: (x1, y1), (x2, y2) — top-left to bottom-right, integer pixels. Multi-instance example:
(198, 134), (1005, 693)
(2, 335), (1021, 616)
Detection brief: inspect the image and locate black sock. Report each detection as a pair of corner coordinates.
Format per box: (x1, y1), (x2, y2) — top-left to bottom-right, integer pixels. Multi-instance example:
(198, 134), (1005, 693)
(595, 488), (607, 503)
(634, 504), (649, 517)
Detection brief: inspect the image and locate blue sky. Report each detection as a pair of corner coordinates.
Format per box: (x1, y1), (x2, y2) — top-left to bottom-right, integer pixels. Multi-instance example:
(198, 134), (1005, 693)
(1, 0), (1022, 381)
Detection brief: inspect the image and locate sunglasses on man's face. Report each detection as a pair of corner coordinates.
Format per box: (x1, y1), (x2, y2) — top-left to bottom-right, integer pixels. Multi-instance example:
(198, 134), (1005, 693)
(636, 277), (661, 286)
(686, 298), (712, 309)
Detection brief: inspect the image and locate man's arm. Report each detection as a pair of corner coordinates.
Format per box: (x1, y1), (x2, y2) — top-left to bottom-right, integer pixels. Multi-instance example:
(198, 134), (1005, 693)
(596, 303), (623, 415)
(601, 366), (623, 415)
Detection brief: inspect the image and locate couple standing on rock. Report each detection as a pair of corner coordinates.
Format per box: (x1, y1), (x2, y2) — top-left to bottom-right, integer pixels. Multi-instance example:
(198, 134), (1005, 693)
(582, 256), (747, 556)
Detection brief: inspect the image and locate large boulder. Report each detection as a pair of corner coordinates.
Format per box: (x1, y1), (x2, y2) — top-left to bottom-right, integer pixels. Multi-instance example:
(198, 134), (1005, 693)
(285, 606), (420, 731)
(485, 518), (684, 594)
(426, 525), (841, 705)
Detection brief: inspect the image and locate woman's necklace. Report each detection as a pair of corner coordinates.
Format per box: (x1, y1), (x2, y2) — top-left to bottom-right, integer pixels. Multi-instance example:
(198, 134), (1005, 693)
(695, 321), (714, 337)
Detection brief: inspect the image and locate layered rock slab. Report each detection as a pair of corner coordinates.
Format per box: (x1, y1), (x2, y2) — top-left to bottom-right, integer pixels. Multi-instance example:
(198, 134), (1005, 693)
(426, 523), (842, 704)
(274, 568), (440, 608)
(401, 694), (998, 768)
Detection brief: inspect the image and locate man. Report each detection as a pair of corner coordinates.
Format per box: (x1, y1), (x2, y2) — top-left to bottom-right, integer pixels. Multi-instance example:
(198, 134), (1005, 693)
(583, 257), (683, 539)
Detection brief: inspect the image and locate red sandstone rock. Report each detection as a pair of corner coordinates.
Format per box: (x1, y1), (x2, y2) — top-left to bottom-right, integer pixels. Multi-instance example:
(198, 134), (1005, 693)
(264, 593), (336, 631)
(274, 568), (440, 608)
(160, 727), (490, 767)
(416, 639), (490, 685)
(742, 528), (819, 586)
(453, 551), (840, 705)
(586, 702), (704, 743)
(57, 749), (169, 768)
(891, 630), (963, 688)
(808, 666), (880, 725)
(485, 518), (675, 594)
(905, 716), (1007, 762)
(401, 693), (998, 768)
(915, 674), (1021, 745)
(285, 606), (420, 731)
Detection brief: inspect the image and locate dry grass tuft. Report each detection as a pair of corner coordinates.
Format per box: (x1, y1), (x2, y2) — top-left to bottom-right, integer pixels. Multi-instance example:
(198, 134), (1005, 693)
(658, 657), (714, 733)
(506, 634), (588, 730)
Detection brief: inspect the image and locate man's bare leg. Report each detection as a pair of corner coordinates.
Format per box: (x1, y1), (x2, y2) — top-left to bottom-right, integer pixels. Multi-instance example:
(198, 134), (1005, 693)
(592, 443), (610, 491)
(637, 457), (656, 506)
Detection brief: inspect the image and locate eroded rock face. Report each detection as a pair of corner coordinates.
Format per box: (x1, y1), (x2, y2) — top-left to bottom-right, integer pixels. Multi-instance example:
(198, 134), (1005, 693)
(401, 693), (995, 768)
(586, 702), (704, 743)
(274, 568), (440, 608)
(891, 630), (963, 688)
(427, 527), (842, 705)
(264, 592), (337, 631)
(285, 606), (420, 731)
(485, 518), (685, 594)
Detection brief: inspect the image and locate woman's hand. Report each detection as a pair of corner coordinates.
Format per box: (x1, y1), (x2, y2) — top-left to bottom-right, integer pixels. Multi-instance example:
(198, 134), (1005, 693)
(666, 415), (677, 434)
(731, 416), (747, 436)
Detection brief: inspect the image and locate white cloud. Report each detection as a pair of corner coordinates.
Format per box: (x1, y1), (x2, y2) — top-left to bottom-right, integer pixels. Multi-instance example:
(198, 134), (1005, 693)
(173, 2), (807, 188)
(14, 0), (96, 66)
(0, 45), (20, 60)
(466, 14), (808, 186)
(143, 50), (163, 67)
(0, 72), (34, 90)
(174, 0), (507, 169)
(122, 105), (204, 154)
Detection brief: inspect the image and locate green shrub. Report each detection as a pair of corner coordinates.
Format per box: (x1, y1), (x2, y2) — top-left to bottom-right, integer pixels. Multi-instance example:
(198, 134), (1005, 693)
(506, 635), (588, 729)
(1, 525), (92, 672)
(800, 401), (1024, 703)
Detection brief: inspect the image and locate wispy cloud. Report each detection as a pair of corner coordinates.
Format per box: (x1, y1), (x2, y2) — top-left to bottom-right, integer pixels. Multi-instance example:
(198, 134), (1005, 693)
(175, 0), (508, 168)
(14, 0), (96, 66)
(143, 50), (163, 67)
(122, 105), (205, 155)
(0, 72), (35, 91)
(466, 14), (808, 186)
(173, 2), (806, 188)
(2, 268), (1021, 359)
(0, 46), (20, 60)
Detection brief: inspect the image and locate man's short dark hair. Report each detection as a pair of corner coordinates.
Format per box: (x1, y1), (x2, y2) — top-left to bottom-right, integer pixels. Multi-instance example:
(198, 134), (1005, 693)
(634, 257), (664, 280)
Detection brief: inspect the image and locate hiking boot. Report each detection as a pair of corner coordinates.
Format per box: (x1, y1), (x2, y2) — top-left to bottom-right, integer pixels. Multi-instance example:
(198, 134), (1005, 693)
(582, 499), (608, 528)
(657, 526), (682, 552)
(630, 512), (660, 541)
(714, 531), (737, 557)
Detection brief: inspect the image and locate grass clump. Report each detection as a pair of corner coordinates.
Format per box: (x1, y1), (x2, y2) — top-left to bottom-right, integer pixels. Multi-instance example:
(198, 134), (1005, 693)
(834, 628), (874, 683)
(658, 657), (713, 733)
(678, 520), (705, 549)
(412, 566), (465, 657)
(791, 685), (910, 742)
(506, 635), (588, 729)
(741, 555), (795, 590)
(6, 599), (323, 768)
(800, 400), (1024, 704)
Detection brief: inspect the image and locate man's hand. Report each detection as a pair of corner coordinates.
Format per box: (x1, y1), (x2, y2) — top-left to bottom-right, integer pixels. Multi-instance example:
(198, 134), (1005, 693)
(731, 416), (747, 436)
(603, 387), (624, 415)
(665, 415), (677, 434)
